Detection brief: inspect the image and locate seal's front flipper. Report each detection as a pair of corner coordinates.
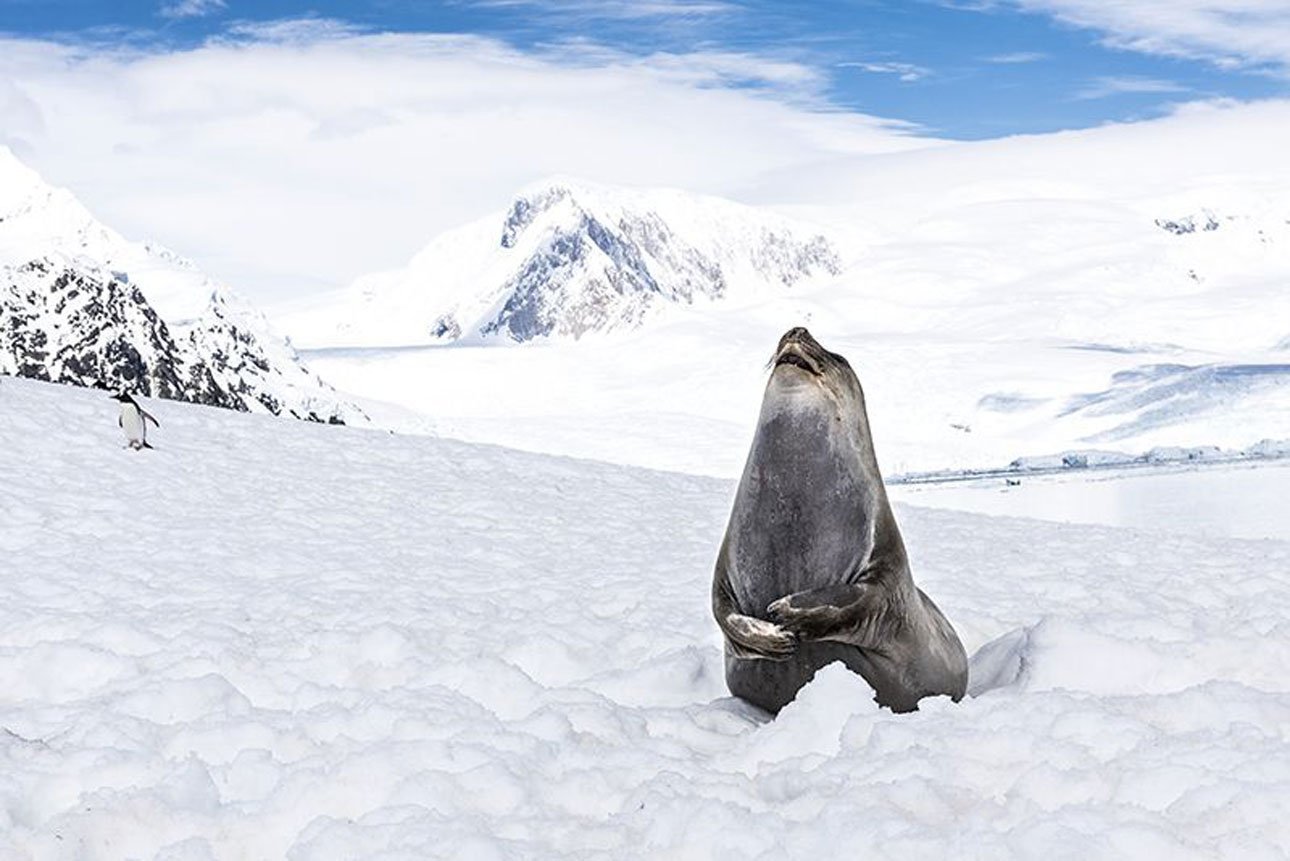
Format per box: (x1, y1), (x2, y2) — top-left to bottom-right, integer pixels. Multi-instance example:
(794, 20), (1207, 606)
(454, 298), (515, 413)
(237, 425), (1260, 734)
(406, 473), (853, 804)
(723, 613), (797, 660)
(767, 583), (887, 645)
(713, 568), (797, 660)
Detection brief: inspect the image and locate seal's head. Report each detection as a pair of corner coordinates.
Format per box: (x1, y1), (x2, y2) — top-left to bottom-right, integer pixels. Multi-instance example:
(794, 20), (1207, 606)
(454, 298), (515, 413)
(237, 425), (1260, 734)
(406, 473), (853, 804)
(768, 327), (862, 406)
(755, 326), (878, 470)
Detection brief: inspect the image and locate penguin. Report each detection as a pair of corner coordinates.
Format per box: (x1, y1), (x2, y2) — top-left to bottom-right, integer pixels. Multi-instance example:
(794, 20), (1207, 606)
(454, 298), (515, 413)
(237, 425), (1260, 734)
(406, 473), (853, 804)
(111, 391), (159, 450)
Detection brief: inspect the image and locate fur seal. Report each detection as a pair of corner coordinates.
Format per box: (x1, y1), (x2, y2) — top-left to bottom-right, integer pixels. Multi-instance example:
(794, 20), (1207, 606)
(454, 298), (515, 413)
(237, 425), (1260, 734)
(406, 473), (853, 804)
(712, 327), (967, 713)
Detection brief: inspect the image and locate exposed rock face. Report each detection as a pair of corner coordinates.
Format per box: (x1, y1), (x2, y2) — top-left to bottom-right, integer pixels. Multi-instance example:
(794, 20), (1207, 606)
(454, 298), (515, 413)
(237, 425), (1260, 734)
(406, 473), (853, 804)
(295, 179), (843, 347)
(1155, 210), (1222, 235)
(1, 258), (235, 408)
(0, 147), (364, 424)
(473, 184), (841, 341)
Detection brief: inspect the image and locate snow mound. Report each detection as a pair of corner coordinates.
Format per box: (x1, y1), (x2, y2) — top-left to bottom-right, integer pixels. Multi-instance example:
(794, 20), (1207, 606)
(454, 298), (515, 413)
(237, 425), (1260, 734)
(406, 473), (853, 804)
(2, 377), (1289, 858)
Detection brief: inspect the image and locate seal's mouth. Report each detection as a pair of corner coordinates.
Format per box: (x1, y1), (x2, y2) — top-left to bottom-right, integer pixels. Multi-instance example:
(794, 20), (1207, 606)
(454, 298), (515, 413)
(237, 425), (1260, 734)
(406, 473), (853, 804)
(774, 350), (820, 375)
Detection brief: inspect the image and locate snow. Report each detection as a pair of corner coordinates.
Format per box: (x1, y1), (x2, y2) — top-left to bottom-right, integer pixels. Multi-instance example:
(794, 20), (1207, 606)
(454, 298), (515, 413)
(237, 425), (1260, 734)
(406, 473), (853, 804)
(890, 460), (1290, 541)
(3, 375), (1289, 858)
(271, 103), (1290, 478)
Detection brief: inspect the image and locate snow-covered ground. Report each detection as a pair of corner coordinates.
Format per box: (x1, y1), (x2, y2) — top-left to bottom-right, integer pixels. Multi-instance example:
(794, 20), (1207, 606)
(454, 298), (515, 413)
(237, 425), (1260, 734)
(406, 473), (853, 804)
(3, 375), (1289, 859)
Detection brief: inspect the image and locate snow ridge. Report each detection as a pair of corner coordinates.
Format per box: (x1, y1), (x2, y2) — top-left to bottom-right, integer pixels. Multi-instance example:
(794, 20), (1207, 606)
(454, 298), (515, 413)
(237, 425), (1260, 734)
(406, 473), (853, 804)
(0, 146), (364, 423)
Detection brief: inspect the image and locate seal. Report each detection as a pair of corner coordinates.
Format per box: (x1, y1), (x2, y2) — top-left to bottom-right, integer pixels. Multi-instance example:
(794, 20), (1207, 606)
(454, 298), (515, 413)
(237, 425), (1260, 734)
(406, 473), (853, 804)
(712, 327), (967, 713)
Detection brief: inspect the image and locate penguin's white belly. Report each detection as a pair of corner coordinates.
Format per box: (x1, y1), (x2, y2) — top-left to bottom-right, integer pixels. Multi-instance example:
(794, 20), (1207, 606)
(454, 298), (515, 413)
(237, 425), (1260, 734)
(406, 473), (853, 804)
(121, 405), (146, 444)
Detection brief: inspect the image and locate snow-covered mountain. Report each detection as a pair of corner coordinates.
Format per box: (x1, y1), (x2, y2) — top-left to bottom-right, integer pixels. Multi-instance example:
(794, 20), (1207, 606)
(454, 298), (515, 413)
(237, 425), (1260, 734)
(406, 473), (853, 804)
(0, 147), (364, 423)
(285, 179), (842, 346)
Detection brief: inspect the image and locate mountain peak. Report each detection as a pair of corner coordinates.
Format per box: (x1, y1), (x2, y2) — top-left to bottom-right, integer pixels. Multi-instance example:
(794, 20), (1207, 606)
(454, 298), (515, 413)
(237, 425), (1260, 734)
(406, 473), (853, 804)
(0, 148), (364, 424)
(501, 183), (578, 249)
(289, 178), (843, 347)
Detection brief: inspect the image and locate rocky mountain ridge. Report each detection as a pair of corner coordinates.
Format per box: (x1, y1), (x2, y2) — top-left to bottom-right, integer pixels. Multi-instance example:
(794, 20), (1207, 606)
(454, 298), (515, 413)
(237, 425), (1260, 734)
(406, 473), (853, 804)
(0, 147), (363, 423)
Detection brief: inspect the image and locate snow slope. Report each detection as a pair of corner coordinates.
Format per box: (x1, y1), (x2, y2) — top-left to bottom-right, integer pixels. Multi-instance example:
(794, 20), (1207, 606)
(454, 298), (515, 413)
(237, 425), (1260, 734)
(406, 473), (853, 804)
(3, 376), (1288, 859)
(0, 146), (364, 424)
(285, 103), (1290, 475)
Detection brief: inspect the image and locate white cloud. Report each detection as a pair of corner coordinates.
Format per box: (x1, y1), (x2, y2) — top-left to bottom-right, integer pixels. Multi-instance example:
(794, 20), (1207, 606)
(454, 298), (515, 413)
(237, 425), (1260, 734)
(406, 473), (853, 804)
(158, 0), (227, 20)
(1008, 1), (1290, 72)
(220, 17), (370, 43)
(1075, 75), (1189, 100)
(469, 0), (737, 19)
(985, 51), (1047, 63)
(839, 60), (931, 82)
(0, 26), (929, 304)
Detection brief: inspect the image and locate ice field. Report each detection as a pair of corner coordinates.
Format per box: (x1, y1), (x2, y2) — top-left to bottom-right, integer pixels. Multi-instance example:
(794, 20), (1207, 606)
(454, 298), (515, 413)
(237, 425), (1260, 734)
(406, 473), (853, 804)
(2, 376), (1288, 859)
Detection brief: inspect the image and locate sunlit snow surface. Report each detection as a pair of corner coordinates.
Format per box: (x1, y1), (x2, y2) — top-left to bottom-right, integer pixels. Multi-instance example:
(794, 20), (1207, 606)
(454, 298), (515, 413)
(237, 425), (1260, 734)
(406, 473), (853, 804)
(3, 377), (1289, 859)
(891, 461), (1290, 542)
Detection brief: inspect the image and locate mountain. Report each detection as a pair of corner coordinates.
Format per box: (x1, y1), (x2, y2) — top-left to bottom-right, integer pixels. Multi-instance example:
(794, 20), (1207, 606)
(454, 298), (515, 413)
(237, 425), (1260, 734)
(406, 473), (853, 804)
(284, 179), (842, 346)
(0, 147), (364, 423)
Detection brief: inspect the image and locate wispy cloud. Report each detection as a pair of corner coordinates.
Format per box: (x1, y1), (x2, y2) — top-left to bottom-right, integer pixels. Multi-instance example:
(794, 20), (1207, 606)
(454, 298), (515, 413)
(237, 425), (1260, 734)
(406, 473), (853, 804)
(158, 0), (227, 20)
(1074, 75), (1189, 100)
(839, 60), (931, 82)
(991, 1), (1290, 74)
(222, 17), (369, 44)
(936, 1), (1003, 10)
(468, 0), (738, 21)
(985, 51), (1047, 63)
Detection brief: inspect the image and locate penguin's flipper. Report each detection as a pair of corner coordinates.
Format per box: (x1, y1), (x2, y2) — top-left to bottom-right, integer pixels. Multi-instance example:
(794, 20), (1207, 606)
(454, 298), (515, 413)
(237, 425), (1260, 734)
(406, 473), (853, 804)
(142, 410), (160, 428)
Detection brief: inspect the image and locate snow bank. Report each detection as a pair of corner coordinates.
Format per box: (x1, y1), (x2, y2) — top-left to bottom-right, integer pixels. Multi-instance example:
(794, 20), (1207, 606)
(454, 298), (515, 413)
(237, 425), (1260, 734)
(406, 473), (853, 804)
(2, 377), (1288, 858)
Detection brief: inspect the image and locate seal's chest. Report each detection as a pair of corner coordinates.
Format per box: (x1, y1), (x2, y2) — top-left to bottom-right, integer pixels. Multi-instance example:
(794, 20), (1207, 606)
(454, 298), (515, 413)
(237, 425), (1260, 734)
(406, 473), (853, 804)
(729, 482), (870, 617)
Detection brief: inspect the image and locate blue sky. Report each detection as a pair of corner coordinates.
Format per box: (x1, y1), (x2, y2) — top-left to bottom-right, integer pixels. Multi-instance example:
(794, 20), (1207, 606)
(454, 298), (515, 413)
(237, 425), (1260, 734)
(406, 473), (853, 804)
(1, 0), (1286, 139)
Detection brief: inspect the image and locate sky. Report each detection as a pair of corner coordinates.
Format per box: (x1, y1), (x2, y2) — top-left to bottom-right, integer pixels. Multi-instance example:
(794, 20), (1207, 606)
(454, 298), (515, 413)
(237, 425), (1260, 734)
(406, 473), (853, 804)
(1, 1), (1288, 304)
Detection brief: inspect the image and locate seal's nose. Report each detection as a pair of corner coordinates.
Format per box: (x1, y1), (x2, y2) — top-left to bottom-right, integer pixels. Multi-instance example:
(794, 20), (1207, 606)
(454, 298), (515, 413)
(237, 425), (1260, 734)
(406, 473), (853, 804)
(779, 326), (815, 350)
